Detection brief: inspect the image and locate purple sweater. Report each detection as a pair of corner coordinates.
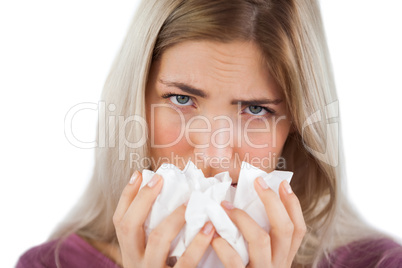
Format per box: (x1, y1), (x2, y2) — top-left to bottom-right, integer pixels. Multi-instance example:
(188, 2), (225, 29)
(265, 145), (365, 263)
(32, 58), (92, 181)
(17, 233), (402, 267)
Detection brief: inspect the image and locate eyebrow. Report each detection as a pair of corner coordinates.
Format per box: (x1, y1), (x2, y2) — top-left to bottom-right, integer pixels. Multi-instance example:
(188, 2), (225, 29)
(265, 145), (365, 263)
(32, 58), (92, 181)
(159, 79), (209, 98)
(158, 79), (283, 105)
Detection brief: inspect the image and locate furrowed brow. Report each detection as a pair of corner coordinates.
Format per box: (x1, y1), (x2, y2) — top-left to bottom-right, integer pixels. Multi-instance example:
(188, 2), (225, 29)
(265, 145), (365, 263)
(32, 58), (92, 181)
(159, 79), (209, 98)
(159, 79), (282, 105)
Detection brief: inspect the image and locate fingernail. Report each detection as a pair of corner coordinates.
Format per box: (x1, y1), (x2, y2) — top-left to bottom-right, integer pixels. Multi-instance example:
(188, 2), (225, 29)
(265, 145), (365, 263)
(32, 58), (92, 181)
(183, 200), (189, 207)
(166, 256), (177, 267)
(147, 174), (161, 188)
(129, 170), (139, 184)
(222, 200), (234, 210)
(283, 180), (293, 194)
(202, 222), (213, 235)
(257, 177), (269, 190)
(213, 232), (219, 239)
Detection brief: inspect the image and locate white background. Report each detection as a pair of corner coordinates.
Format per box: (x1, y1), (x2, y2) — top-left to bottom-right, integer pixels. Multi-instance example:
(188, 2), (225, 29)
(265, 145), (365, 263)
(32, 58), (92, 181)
(1, 1), (401, 267)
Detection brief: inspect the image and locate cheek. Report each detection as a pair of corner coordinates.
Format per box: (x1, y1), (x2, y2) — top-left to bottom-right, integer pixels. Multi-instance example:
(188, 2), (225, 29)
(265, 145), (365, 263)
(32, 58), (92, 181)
(152, 122), (181, 146)
(238, 117), (290, 171)
(148, 107), (192, 161)
(237, 138), (283, 171)
(149, 106), (185, 145)
(243, 117), (290, 146)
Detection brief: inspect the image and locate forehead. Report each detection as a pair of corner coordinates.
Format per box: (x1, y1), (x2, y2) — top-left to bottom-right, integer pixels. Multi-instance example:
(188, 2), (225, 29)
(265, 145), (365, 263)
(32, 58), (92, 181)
(151, 40), (282, 99)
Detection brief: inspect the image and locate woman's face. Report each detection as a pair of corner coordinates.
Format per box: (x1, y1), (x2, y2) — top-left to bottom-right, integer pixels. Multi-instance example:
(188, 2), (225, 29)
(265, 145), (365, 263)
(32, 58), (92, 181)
(145, 40), (292, 183)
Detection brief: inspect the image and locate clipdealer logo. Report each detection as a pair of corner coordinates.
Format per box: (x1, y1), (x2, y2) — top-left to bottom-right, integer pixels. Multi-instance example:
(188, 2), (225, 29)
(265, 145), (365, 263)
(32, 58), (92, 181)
(63, 100), (339, 167)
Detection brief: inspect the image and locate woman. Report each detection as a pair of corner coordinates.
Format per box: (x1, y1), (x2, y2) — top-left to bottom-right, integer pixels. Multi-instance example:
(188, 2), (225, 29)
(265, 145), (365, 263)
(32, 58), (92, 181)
(17, 0), (402, 267)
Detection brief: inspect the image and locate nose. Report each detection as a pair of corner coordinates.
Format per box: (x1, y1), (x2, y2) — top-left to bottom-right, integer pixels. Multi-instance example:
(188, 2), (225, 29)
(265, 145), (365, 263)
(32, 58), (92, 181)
(189, 115), (234, 170)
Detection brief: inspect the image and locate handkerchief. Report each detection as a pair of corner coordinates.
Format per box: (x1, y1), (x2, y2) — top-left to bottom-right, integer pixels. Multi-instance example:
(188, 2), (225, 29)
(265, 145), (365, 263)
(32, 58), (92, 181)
(140, 161), (293, 267)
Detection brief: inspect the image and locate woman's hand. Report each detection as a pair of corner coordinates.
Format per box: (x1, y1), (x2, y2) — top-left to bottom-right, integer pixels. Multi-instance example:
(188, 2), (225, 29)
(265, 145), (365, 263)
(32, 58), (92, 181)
(113, 171), (216, 268)
(212, 178), (306, 268)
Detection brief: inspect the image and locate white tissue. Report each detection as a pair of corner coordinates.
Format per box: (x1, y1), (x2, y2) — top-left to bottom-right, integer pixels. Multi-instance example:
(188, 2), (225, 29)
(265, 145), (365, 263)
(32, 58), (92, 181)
(140, 161), (293, 267)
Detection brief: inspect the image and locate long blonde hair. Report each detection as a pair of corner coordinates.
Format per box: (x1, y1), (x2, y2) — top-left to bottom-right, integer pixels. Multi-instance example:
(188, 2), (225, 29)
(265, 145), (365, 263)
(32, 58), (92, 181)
(50, 0), (386, 266)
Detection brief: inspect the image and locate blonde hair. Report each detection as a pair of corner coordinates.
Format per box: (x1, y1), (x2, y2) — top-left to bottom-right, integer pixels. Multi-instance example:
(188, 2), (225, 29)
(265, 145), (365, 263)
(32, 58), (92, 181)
(50, 0), (386, 267)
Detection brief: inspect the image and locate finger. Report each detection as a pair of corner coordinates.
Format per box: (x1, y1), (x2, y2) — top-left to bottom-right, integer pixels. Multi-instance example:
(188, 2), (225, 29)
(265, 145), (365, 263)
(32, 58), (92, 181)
(113, 170), (142, 223)
(211, 234), (244, 268)
(117, 174), (164, 257)
(144, 205), (186, 267)
(127, 173), (164, 226)
(221, 201), (271, 267)
(278, 180), (307, 267)
(254, 177), (293, 267)
(175, 222), (215, 267)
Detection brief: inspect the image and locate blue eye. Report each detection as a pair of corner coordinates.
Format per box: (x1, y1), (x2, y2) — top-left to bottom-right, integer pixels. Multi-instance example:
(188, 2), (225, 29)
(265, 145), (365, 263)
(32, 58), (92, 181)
(244, 105), (268, 116)
(171, 95), (193, 105)
(161, 92), (275, 116)
(162, 93), (194, 106)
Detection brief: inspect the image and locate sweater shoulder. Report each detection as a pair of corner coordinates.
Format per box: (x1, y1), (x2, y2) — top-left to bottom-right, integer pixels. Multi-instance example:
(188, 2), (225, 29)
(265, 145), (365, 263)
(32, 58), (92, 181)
(16, 234), (119, 268)
(319, 237), (402, 268)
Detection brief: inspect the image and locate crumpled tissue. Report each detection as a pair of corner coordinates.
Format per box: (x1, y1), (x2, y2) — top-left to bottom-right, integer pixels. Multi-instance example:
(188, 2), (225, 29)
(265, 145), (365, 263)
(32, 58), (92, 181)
(139, 161), (293, 267)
